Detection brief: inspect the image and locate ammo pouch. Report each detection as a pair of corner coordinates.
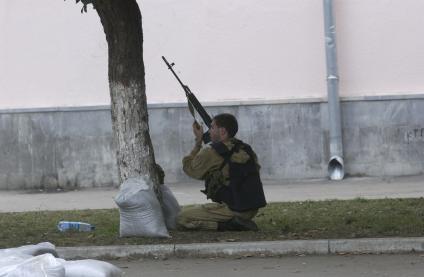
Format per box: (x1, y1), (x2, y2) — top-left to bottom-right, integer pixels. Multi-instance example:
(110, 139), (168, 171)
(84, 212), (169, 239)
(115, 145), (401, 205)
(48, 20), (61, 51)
(201, 145), (234, 202)
(201, 168), (226, 202)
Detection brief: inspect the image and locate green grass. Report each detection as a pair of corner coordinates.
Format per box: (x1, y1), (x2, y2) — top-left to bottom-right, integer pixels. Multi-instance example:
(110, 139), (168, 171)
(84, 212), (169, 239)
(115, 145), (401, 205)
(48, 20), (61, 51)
(1, 198), (424, 248)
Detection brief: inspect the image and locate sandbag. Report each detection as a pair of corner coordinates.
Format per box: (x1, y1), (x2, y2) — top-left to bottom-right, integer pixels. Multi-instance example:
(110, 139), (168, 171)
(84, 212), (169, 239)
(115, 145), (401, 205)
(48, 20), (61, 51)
(7, 242), (58, 257)
(114, 176), (169, 237)
(0, 243), (123, 277)
(0, 253), (65, 277)
(0, 242), (59, 276)
(60, 259), (122, 277)
(0, 253), (31, 269)
(160, 185), (180, 230)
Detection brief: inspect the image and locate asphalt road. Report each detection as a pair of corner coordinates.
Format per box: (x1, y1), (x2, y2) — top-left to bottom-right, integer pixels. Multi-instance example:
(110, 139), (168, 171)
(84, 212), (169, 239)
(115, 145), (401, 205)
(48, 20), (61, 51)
(109, 254), (424, 277)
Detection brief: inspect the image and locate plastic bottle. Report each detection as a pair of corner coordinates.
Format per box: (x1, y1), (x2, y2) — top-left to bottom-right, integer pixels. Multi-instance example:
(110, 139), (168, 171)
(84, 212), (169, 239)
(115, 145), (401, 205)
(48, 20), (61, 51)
(57, 221), (95, 232)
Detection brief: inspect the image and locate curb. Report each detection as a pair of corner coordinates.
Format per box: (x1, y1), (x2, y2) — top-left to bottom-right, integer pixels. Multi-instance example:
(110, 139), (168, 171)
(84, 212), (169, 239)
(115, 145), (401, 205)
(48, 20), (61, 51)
(56, 237), (424, 260)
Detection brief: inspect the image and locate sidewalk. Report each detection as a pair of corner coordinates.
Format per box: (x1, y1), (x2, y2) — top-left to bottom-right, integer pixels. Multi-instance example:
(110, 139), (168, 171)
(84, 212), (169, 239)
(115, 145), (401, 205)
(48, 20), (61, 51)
(0, 175), (423, 212)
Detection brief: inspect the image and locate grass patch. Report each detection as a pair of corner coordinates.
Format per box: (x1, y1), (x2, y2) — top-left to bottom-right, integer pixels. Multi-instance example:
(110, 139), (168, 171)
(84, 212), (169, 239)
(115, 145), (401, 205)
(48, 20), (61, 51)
(1, 198), (424, 248)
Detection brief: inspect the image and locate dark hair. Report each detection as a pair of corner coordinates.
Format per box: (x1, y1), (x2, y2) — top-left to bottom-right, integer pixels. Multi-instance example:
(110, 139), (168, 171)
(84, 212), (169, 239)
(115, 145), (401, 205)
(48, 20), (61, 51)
(213, 113), (238, 138)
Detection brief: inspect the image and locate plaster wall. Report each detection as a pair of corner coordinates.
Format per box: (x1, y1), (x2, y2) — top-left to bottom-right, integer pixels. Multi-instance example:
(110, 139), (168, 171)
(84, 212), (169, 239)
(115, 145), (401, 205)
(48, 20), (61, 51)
(0, 0), (423, 109)
(0, 97), (423, 189)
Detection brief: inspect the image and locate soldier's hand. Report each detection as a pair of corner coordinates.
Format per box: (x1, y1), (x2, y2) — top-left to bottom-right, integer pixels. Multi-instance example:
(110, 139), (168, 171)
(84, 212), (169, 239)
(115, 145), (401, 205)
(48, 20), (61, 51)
(192, 121), (204, 143)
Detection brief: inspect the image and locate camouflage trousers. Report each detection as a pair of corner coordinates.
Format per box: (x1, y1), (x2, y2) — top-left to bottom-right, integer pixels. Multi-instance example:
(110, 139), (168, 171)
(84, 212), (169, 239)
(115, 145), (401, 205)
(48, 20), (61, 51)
(176, 202), (258, 231)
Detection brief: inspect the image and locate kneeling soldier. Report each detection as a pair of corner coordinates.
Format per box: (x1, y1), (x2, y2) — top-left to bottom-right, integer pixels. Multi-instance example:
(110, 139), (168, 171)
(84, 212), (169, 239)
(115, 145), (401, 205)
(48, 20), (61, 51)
(177, 113), (266, 231)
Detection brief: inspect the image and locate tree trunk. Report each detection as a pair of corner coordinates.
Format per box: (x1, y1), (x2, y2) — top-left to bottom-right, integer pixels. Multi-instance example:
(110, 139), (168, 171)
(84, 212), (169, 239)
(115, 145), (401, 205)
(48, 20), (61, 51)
(93, 0), (160, 194)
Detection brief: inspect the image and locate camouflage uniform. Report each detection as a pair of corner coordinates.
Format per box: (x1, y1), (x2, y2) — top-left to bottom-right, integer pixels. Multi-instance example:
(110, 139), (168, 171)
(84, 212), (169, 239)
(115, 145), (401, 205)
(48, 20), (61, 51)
(177, 138), (259, 230)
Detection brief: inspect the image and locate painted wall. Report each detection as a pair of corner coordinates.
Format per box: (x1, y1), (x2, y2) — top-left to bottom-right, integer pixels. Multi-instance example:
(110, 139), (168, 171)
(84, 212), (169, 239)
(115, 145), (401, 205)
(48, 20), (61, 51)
(0, 0), (423, 109)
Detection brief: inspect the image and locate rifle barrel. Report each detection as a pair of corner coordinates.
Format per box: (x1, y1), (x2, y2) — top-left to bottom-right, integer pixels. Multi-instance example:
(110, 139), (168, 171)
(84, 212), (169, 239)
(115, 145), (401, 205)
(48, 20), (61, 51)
(162, 56), (186, 90)
(162, 56), (212, 128)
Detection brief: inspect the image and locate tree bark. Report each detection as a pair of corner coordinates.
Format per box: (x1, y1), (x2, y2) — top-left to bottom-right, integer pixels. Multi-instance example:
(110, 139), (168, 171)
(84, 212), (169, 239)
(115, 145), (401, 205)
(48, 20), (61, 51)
(93, 0), (160, 193)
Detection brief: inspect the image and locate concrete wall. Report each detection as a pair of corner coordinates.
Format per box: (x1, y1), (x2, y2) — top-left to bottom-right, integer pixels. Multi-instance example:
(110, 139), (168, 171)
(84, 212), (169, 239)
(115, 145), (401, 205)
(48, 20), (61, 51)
(1, 96), (423, 190)
(1, 0), (424, 109)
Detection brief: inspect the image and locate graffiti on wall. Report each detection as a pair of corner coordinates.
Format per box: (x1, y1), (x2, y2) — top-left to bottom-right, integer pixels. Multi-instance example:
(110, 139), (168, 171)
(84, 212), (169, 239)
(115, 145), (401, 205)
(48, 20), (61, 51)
(405, 127), (424, 144)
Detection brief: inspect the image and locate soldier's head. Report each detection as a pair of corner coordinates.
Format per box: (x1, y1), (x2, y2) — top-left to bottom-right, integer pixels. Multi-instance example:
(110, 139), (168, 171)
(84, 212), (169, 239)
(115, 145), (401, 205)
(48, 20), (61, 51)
(210, 113), (238, 143)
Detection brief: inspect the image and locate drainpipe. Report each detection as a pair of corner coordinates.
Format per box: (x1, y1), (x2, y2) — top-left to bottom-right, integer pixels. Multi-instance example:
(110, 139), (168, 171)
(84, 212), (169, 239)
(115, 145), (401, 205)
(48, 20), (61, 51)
(323, 0), (344, 180)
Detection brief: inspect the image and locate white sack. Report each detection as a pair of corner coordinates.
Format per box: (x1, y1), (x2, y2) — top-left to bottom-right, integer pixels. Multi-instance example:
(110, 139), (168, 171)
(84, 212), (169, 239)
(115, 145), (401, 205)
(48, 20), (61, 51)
(0, 242), (57, 257)
(114, 176), (169, 237)
(0, 243), (122, 277)
(60, 259), (122, 277)
(0, 242), (58, 274)
(160, 185), (180, 230)
(0, 253), (65, 277)
(0, 253), (31, 269)
(12, 242), (57, 257)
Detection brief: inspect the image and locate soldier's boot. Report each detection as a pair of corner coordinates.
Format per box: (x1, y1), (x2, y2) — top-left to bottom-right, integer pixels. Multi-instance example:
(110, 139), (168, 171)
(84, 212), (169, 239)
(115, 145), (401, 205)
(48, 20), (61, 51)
(217, 217), (258, 232)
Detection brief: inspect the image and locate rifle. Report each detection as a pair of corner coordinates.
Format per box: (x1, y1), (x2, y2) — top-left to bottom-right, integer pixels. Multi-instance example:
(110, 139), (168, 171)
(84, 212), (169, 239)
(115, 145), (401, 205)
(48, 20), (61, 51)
(162, 56), (211, 143)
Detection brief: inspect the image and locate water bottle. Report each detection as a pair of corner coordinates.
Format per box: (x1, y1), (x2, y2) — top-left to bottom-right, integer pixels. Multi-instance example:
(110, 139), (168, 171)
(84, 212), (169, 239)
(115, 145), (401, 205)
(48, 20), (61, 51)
(57, 221), (95, 232)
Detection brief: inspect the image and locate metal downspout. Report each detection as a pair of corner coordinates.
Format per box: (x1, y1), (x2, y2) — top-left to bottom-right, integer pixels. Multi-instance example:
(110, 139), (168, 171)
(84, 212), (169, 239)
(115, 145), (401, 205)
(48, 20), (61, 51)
(323, 0), (344, 180)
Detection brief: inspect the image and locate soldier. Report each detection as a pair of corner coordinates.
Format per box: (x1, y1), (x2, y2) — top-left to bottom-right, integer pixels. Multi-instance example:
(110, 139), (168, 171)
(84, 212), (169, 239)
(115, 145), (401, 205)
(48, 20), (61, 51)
(177, 113), (266, 231)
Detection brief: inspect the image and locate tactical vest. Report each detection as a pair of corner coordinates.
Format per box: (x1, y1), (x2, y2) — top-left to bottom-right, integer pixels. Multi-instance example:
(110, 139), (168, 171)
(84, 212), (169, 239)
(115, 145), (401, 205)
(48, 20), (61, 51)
(202, 139), (267, 212)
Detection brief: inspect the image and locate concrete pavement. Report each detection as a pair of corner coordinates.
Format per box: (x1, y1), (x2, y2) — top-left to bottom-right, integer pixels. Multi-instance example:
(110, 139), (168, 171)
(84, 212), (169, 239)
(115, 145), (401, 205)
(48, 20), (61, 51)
(0, 175), (423, 212)
(57, 237), (424, 260)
